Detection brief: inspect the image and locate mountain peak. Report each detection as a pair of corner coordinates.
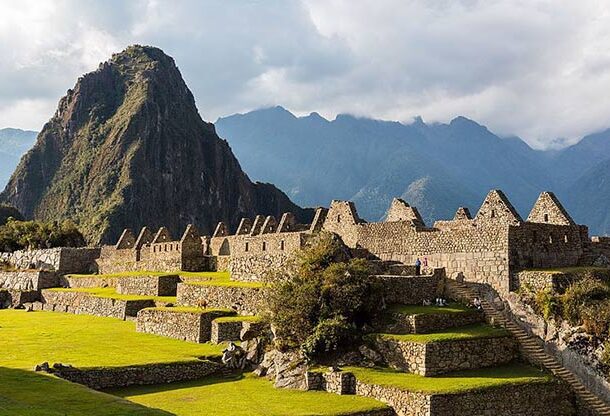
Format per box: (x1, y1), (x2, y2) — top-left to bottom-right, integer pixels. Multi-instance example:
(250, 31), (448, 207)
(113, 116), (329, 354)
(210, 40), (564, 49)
(1, 47), (309, 243)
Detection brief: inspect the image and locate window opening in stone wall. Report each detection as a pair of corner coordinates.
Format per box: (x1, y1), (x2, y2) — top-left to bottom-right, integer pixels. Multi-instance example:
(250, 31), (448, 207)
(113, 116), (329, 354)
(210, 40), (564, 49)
(245, 242), (249, 252)
(544, 214), (549, 222)
(280, 240), (285, 251)
(337, 214), (341, 223)
(491, 210), (496, 218)
(262, 241), (267, 251)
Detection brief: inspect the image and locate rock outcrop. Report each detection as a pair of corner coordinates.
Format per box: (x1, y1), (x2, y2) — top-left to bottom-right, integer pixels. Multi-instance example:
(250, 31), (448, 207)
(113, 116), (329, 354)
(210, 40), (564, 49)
(1, 45), (311, 244)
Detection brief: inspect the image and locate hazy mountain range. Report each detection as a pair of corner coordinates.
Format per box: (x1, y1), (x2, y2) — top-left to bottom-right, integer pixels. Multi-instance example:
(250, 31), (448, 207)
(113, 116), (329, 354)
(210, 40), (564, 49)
(214, 106), (610, 235)
(3, 103), (610, 236)
(0, 128), (37, 187)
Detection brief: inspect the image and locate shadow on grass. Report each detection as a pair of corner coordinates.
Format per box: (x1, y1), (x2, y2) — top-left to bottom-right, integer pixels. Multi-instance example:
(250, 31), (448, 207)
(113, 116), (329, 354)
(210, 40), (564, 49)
(107, 372), (245, 398)
(0, 367), (173, 416)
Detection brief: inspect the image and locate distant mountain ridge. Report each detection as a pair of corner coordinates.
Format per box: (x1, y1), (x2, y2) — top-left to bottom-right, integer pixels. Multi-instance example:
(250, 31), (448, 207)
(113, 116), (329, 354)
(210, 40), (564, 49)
(0, 128), (37, 188)
(5, 103), (610, 236)
(215, 106), (610, 235)
(0, 46), (310, 244)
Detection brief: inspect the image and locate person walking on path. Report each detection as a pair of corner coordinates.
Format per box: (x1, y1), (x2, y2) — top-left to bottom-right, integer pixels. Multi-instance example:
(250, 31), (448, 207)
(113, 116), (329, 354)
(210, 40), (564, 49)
(415, 258), (422, 275)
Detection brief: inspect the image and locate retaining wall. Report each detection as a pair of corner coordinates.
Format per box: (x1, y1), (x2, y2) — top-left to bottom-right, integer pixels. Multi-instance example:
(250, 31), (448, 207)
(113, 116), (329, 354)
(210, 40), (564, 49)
(0, 270), (58, 291)
(40, 290), (154, 320)
(136, 308), (233, 343)
(383, 310), (483, 334)
(373, 335), (517, 376)
(176, 283), (264, 315)
(116, 275), (180, 296)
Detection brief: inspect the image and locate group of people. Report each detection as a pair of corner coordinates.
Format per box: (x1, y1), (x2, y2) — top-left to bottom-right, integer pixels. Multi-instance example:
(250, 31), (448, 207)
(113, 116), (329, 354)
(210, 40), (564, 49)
(414, 257), (428, 275)
(422, 297), (449, 307)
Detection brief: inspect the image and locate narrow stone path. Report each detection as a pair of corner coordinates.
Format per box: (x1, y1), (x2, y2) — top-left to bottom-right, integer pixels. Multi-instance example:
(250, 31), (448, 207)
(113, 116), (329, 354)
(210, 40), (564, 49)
(447, 279), (610, 416)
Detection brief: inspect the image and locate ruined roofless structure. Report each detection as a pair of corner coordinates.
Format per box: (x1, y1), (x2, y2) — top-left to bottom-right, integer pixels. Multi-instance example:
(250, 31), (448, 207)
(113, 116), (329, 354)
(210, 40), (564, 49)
(97, 190), (608, 293)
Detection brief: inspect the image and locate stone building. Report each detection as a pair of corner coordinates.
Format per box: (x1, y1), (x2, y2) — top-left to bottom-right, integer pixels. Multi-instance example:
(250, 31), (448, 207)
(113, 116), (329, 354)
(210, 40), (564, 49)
(16, 189), (600, 295)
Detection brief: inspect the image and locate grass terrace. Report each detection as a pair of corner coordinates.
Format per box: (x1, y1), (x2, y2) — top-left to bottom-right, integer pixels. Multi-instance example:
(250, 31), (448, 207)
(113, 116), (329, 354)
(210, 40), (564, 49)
(373, 323), (509, 343)
(0, 367), (169, 416)
(343, 364), (553, 394)
(0, 309), (224, 369)
(46, 287), (176, 303)
(387, 303), (472, 315)
(213, 315), (261, 323)
(110, 373), (390, 416)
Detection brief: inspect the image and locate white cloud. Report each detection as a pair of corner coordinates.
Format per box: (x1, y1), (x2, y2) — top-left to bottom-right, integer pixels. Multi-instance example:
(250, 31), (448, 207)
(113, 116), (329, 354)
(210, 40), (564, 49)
(1, 0), (610, 148)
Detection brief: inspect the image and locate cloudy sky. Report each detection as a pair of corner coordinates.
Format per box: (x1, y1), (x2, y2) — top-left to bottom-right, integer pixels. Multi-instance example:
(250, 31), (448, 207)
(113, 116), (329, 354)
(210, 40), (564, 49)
(2, 0), (610, 149)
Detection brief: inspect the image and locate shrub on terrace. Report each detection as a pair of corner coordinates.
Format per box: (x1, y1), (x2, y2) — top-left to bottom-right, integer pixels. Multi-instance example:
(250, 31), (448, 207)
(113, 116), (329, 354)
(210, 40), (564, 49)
(0, 218), (86, 252)
(262, 232), (381, 361)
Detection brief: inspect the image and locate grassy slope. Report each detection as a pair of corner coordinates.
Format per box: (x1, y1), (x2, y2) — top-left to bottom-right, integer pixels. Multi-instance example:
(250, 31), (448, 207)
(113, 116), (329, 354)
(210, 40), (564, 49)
(375, 323), (509, 343)
(0, 367), (169, 416)
(144, 306), (235, 315)
(344, 364), (553, 394)
(213, 315), (261, 323)
(65, 271), (231, 280)
(387, 303), (471, 315)
(0, 310), (224, 369)
(110, 373), (389, 416)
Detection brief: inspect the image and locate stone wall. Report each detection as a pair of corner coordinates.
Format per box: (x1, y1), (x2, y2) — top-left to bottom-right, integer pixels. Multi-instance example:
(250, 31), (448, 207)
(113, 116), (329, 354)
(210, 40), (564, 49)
(136, 308), (233, 343)
(383, 310), (483, 334)
(514, 270), (581, 293)
(429, 382), (574, 416)
(0, 289), (39, 308)
(211, 319), (243, 343)
(373, 335), (517, 376)
(376, 271), (443, 305)
(0, 271), (58, 290)
(176, 283), (264, 314)
(54, 360), (222, 390)
(351, 375), (573, 416)
(210, 231), (308, 281)
(0, 247), (99, 273)
(116, 275), (180, 296)
(40, 290), (154, 320)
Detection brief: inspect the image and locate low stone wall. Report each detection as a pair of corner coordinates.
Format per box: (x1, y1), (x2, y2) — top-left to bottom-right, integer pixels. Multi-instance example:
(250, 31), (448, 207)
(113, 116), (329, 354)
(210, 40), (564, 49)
(355, 380), (431, 416)
(211, 320), (243, 344)
(40, 290), (154, 320)
(54, 360), (222, 390)
(376, 270), (443, 305)
(176, 283), (264, 314)
(429, 382), (574, 416)
(373, 335), (517, 376)
(514, 271), (578, 293)
(116, 275), (180, 296)
(136, 308), (233, 343)
(0, 247), (99, 273)
(0, 289), (39, 308)
(0, 271), (58, 291)
(354, 377), (573, 416)
(229, 253), (293, 282)
(59, 275), (122, 289)
(383, 310), (483, 334)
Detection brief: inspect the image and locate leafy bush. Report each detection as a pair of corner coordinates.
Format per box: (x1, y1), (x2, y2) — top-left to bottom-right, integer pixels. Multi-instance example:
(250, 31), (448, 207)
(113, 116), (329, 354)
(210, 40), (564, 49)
(533, 289), (559, 320)
(301, 317), (356, 360)
(0, 219), (86, 252)
(263, 232), (381, 360)
(581, 301), (610, 338)
(561, 278), (610, 325)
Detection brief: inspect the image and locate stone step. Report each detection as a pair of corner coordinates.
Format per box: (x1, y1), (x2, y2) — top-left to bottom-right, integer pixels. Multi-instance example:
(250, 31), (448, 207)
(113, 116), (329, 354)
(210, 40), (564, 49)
(446, 279), (610, 415)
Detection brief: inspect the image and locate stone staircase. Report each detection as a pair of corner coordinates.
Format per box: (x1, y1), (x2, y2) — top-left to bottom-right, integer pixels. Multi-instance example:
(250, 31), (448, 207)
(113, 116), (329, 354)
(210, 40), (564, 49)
(446, 279), (610, 416)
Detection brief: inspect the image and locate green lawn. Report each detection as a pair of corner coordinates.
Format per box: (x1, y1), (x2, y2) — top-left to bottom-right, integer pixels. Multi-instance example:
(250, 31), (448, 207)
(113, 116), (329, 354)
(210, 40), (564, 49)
(374, 323), (509, 343)
(387, 303), (471, 315)
(0, 367), (169, 416)
(0, 309), (224, 369)
(186, 279), (264, 289)
(110, 373), (389, 416)
(46, 287), (176, 303)
(343, 364), (553, 394)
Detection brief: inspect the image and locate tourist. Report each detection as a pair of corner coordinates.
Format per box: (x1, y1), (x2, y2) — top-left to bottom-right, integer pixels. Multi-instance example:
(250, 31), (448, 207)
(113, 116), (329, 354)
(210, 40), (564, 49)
(473, 297), (482, 310)
(415, 258), (421, 275)
(422, 299), (432, 306)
